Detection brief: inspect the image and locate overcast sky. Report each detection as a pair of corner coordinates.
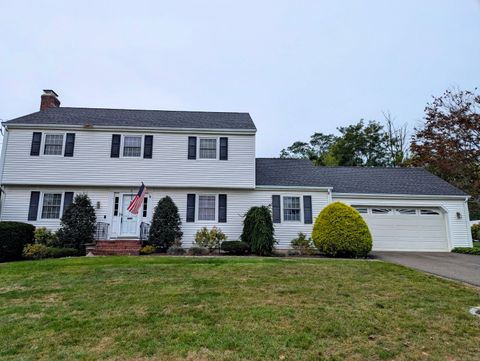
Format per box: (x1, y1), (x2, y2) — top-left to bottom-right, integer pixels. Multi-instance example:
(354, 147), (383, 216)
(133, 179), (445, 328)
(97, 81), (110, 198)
(1, 0), (479, 156)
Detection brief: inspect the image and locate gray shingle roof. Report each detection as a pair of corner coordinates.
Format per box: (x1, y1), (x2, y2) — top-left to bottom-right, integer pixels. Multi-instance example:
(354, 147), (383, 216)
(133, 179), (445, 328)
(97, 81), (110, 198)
(255, 158), (467, 196)
(5, 107), (256, 131)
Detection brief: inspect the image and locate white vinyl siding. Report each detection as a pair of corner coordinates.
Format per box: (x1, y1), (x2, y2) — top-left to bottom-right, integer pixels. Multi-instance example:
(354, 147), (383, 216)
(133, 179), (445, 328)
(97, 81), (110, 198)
(198, 195), (216, 221)
(44, 134), (64, 155)
(41, 193), (62, 219)
(2, 129), (256, 189)
(199, 138), (217, 159)
(123, 136), (142, 157)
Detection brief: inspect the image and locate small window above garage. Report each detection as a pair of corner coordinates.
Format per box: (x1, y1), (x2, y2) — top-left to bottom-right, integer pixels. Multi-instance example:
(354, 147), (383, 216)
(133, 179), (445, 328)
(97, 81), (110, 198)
(371, 208), (393, 215)
(396, 208), (417, 215)
(420, 209), (441, 216)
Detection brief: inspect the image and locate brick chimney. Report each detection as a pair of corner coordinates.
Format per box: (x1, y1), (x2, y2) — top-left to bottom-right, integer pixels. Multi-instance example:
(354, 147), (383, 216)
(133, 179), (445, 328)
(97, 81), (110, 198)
(40, 89), (60, 111)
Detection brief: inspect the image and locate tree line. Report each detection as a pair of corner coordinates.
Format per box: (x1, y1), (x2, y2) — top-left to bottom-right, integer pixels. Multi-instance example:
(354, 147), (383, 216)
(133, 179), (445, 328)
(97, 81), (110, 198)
(280, 88), (480, 218)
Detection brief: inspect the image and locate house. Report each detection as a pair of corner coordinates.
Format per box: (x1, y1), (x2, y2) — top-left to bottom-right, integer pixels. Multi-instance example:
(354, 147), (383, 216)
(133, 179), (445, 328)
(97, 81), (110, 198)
(0, 90), (473, 252)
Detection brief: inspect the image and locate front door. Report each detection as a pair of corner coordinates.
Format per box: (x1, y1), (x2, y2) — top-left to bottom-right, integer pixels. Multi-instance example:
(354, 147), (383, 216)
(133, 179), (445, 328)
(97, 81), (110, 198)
(120, 194), (139, 236)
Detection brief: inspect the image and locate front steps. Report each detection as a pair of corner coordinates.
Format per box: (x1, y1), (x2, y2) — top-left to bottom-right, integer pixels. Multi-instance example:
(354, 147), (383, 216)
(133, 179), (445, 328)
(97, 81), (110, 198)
(92, 240), (142, 256)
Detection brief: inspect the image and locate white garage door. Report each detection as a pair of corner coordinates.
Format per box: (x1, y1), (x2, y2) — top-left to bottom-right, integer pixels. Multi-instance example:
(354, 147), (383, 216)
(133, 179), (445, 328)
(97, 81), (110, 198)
(353, 206), (448, 251)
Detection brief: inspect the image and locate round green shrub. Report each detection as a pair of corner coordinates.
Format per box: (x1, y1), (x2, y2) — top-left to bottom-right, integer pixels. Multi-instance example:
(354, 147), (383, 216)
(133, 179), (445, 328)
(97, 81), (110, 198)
(471, 223), (480, 241)
(0, 221), (35, 261)
(148, 196), (183, 251)
(312, 202), (372, 257)
(241, 206), (275, 256)
(22, 244), (49, 260)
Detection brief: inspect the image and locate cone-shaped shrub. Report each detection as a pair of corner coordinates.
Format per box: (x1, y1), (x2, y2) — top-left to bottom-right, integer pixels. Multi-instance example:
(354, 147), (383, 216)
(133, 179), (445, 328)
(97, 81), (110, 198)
(312, 201), (372, 257)
(57, 194), (96, 251)
(241, 206), (275, 256)
(148, 196), (183, 251)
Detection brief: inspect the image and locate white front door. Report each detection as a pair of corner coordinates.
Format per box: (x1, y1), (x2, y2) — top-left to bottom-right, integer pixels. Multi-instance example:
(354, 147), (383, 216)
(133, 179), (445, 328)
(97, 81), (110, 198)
(120, 194), (139, 236)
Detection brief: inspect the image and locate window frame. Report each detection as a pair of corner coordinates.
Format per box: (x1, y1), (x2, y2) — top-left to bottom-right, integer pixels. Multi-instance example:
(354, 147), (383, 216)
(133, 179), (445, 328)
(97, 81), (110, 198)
(282, 195), (302, 222)
(42, 133), (66, 156)
(121, 135), (144, 158)
(40, 192), (64, 219)
(198, 137), (218, 160)
(196, 194), (217, 222)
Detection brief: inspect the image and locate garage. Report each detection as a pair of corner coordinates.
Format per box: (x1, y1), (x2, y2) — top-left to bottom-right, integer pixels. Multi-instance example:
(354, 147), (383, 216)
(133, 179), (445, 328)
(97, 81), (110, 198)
(353, 206), (449, 251)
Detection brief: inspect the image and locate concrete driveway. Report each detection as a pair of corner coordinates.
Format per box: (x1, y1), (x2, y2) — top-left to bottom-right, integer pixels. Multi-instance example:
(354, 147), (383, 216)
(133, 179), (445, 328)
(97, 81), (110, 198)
(373, 252), (480, 287)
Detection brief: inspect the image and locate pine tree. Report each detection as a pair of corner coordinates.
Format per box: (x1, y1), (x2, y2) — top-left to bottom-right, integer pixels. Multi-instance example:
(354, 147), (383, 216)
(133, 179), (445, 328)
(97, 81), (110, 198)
(148, 196), (183, 251)
(57, 194), (96, 251)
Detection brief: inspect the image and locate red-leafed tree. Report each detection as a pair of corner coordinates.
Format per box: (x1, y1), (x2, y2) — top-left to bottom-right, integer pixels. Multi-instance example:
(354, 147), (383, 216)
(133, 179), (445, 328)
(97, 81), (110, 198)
(411, 88), (480, 218)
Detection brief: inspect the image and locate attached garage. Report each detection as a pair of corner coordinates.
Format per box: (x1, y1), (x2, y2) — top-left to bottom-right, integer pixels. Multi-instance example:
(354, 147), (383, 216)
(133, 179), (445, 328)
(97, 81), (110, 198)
(352, 206), (449, 251)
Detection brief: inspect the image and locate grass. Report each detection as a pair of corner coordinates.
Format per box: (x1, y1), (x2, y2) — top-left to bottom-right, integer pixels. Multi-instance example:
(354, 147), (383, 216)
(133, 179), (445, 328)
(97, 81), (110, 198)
(0, 256), (479, 360)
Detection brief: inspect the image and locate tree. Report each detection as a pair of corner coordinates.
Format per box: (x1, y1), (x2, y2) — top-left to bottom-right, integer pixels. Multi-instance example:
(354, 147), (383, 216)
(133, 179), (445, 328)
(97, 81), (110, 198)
(240, 206), (275, 256)
(148, 196), (183, 251)
(57, 194), (96, 251)
(411, 88), (480, 218)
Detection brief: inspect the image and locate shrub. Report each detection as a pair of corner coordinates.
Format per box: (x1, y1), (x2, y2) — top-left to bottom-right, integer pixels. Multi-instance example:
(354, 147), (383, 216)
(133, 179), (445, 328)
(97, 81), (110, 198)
(220, 241), (250, 255)
(241, 206), (275, 256)
(22, 243), (49, 260)
(0, 221), (35, 261)
(291, 232), (315, 255)
(57, 194), (96, 251)
(312, 202), (372, 258)
(34, 227), (59, 247)
(452, 247), (480, 255)
(148, 196), (183, 251)
(471, 223), (480, 241)
(187, 246), (209, 256)
(167, 246), (186, 255)
(23, 244), (79, 260)
(139, 245), (157, 255)
(47, 247), (79, 258)
(194, 226), (227, 251)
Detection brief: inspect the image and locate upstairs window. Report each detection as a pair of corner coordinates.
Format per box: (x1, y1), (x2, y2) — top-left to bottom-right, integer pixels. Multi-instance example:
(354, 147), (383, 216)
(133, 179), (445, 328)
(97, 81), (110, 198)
(44, 134), (64, 155)
(41, 193), (62, 219)
(123, 136), (142, 157)
(283, 196), (301, 221)
(199, 138), (217, 159)
(198, 195), (216, 221)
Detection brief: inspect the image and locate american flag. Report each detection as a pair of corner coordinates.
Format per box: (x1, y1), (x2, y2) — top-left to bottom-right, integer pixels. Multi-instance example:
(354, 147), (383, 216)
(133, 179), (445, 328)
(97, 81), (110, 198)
(127, 182), (147, 215)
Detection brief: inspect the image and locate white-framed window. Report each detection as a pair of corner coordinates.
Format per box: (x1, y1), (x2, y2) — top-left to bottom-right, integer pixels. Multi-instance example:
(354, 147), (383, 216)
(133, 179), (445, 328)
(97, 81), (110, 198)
(396, 208), (417, 215)
(371, 208), (393, 215)
(199, 138), (217, 159)
(198, 195), (216, 221)
(353, 206), (368, 214)
(44, 134), (64, 155)
(123, 136), (142, 157)
(41, 193), (62, 219)
(283, 196), (301, 221)
(420, 209), (440, 216)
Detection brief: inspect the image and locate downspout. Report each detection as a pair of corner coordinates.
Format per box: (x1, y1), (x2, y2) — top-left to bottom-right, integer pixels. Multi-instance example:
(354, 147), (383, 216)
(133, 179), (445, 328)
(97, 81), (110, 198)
(464, 197), (473, 245)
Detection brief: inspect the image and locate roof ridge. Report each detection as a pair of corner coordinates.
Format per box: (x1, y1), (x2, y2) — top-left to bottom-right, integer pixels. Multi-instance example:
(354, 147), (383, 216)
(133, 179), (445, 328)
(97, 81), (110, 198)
(58, 106), (251, 115)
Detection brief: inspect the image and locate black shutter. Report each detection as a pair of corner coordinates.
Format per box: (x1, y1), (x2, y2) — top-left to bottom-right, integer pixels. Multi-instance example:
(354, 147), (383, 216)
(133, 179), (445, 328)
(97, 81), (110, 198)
(218, 194), (227, 223)
(219, 137), (228, 160)
(30, 132), (42, 156)
(186, 194), (195, 222)
(63, 192), (74, 215)
(303, 195), (312, 224)
(111, 134), (121, 158)
(144, 135), (153, 159)
(64, 133), (75, 157)
(28, 191), (40, 221)
(188, 137), (197, 159)
(272, 195), (281, 223)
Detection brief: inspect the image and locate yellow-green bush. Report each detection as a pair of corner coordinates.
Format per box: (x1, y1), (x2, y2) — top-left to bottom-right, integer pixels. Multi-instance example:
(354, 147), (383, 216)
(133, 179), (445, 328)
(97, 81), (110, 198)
(312, 202), (372, 257)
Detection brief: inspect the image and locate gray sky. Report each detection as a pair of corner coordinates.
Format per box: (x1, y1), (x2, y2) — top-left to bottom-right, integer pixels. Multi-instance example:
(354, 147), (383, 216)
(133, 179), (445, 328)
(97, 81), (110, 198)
(1, 0), (479, 156)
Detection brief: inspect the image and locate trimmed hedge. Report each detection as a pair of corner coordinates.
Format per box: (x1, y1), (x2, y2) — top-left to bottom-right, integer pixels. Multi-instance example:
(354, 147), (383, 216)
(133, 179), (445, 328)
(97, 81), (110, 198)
(312, 202), (372, 258)
(0, 222), (35, 261)
(187, 246), (209, 256)
(452, 247), (480, 255)
(221, 241), (250, 255)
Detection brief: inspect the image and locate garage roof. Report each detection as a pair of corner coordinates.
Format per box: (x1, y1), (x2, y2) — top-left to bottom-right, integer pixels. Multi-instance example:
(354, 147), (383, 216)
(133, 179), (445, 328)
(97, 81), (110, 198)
(255, 158), (468, 196)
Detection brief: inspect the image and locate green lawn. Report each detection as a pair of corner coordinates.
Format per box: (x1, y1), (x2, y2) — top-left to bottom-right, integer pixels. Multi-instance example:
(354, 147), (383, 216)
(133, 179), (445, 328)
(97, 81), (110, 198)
(0, 257), (479, 360)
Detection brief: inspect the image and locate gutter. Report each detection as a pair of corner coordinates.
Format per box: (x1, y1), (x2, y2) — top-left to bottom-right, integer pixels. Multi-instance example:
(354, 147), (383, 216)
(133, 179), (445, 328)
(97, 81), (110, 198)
(255, 185), (333, 192)
(333, 192), (470, 201)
